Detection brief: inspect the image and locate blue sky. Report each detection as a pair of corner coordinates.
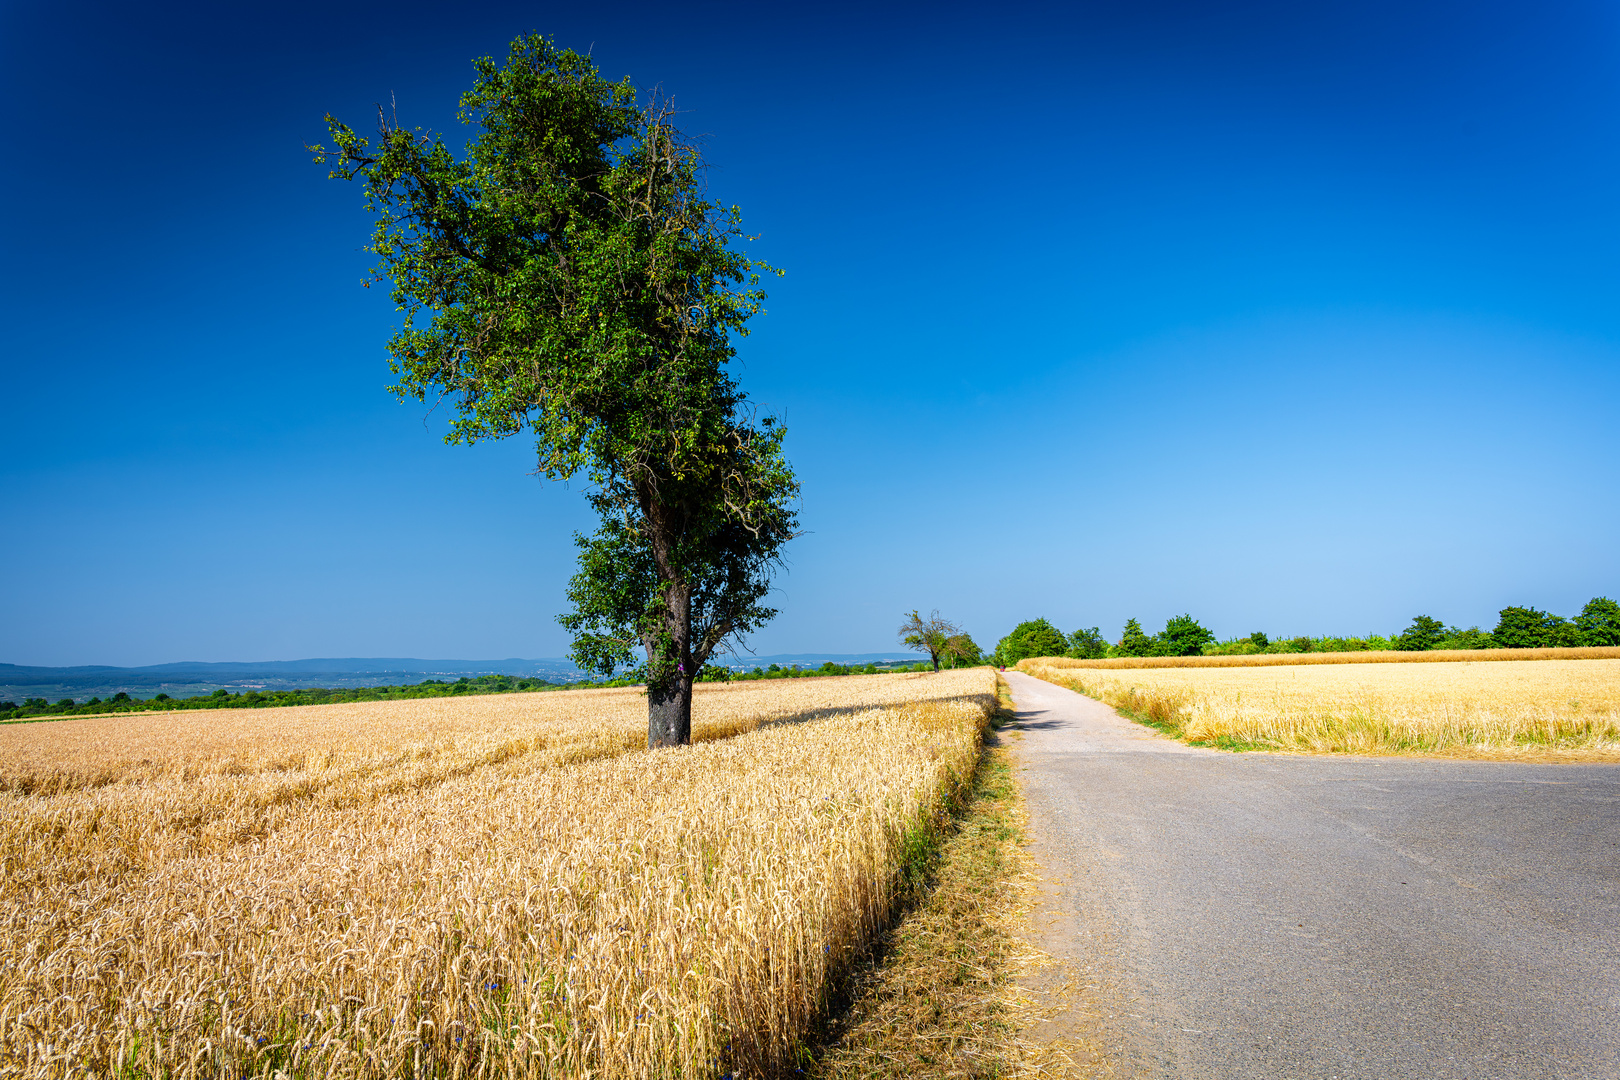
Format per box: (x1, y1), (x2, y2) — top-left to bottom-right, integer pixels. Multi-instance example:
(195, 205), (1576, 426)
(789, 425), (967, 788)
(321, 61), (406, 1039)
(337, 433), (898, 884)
(3, 0), (1617, 666)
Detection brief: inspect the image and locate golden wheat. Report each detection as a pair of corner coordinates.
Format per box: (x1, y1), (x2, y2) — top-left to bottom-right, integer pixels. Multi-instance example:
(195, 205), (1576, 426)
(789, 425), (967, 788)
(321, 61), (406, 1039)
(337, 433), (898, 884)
(0, 670), (997, 1078)
(1022, 658), (1620, 757)
(1019, 645), (1620, 670)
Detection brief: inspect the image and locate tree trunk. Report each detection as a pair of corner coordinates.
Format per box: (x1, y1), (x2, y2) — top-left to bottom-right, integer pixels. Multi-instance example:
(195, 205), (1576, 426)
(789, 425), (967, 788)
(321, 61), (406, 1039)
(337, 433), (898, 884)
(648, 672), (693, 748)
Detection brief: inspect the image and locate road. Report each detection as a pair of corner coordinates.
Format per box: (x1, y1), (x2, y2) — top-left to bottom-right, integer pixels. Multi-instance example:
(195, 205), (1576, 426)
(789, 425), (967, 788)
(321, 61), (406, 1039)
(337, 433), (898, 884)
(1003, 669), (1620, 1080)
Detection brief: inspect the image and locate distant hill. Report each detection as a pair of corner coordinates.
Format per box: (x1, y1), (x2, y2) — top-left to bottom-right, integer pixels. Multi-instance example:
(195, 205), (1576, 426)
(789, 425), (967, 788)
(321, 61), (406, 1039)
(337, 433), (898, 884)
(0, 657), (589, 700)
(0, 652), (925, 702)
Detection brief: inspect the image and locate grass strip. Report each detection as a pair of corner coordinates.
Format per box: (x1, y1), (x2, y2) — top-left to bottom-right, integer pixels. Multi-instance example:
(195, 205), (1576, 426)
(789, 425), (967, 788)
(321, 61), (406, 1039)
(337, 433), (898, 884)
(810, 685), (1032, 1078)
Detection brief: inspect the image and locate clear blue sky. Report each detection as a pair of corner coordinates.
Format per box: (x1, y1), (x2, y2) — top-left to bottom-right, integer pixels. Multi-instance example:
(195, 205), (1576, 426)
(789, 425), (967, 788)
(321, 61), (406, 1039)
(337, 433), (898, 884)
(3, 0), (1617, 666)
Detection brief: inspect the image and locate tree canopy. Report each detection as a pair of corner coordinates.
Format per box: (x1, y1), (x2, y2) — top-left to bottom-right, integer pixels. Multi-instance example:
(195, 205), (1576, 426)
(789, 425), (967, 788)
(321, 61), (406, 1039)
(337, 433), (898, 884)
(1065, 626), (1109, 660)
(1575, 597), (1620, 647)
(314, 35), (797, 746)
(1395, 615), (1448, 651)
(995, 618), (1069, 666)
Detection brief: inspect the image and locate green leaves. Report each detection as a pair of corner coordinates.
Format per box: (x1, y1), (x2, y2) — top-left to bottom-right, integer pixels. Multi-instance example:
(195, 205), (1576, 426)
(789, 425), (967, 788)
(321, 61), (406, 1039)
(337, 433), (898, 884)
(318, 34), (798, 713)
(1575, 596), (1620, 647)
(314, 34), (774, 478)
(995, 618), (1070, 665)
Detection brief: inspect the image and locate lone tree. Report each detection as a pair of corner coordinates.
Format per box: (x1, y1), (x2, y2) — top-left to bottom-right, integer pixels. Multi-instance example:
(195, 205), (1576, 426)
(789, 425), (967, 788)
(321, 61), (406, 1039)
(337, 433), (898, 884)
(899, 610), (960, 672)
(314, 35), (798, 747)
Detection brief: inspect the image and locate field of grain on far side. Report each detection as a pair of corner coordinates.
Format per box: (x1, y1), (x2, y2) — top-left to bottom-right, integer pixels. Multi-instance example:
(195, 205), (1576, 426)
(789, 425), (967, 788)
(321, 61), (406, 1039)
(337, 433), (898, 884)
(0, 669), (997, 1078)
(1020, 657), (1620, 758)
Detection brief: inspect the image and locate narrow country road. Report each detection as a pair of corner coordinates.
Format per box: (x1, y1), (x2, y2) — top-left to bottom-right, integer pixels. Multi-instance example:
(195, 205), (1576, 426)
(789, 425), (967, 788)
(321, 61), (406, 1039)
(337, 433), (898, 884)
(1003, 670), (1620, 1080)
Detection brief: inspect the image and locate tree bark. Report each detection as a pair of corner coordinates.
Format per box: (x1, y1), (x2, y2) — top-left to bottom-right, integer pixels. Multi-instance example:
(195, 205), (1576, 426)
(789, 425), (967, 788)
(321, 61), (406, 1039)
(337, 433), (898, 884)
(648, 672), (693, 748)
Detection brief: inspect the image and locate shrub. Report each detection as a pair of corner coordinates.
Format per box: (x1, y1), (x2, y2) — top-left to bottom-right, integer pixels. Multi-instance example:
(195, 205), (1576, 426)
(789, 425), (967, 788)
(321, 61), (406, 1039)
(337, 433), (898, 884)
(1205, 639), (1262, 656)
(1434, 626), (1494, 651)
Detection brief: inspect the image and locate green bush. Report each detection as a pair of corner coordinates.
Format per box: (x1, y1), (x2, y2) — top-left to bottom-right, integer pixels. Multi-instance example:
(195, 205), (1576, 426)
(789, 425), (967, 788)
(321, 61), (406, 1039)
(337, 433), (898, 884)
(1433, 626), (1494, 650)
(1205, 639), (1261, 656)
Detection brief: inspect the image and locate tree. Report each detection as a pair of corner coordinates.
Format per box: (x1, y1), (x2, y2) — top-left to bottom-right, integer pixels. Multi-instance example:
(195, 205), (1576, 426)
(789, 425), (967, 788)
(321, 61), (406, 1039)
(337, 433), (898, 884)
(995, 618), (1069, 666)
(1115, 618), (1156, 657)
(1576, 596), (1620, 647)
(1491, 606), (1565, 650)
(1544, 614), (1585, 648)
(1395, 615), (1447, 651)
(314, 36), (797, 747)
(899, 610), (960, 672)
(1066, 626), (1109, 660)
(1156, 614), (1215, 657)
(943, 633), (984, 668)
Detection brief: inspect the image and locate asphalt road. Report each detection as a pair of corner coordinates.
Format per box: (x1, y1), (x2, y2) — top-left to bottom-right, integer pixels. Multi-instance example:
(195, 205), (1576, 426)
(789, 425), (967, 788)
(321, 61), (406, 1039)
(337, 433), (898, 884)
(1003, 669), (1620, 1080)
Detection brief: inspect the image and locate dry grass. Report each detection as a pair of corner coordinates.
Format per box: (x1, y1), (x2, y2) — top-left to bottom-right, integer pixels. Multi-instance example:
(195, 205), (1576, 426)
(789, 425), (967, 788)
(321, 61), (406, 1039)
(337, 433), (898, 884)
(1022, 658), (1620, 758)
(812, 683), (1032, 1079)
(0, 671), (998, 1078)
(813, 678), (1115, 1080)
(1020, 645), (1620, 670)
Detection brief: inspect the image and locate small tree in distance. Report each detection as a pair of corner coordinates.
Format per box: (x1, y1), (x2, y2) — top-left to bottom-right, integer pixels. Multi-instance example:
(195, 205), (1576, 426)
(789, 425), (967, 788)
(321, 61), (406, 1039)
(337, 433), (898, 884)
(1395, 615), (1447, 651)
(1115, 618), (1156, 657)
(995, 618), (1070, 665)
(899, 610), (960, 672)
(1157, 614), (1215, 656)
(943, 633), (983, 668)
(1066, 626), (1109, 660)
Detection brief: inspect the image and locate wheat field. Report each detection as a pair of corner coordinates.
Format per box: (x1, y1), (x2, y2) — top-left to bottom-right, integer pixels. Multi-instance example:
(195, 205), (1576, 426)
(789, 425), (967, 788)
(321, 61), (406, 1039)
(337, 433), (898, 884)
(1020, 658), (1620, 757)
(0, 670), (997, 1078)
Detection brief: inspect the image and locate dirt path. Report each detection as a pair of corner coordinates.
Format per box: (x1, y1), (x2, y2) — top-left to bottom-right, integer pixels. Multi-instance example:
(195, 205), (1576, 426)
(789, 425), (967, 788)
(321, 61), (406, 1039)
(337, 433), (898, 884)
(1005, 669), (1620, 1079)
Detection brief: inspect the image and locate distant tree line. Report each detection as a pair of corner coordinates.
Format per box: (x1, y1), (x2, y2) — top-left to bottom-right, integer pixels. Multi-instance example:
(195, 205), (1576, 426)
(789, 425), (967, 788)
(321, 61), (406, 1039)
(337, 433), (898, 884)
(992, 597), (1620, 665)
(0, 673), (598, 724)
(722, 660), (942, 681)
(0, 661), (950, 723)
